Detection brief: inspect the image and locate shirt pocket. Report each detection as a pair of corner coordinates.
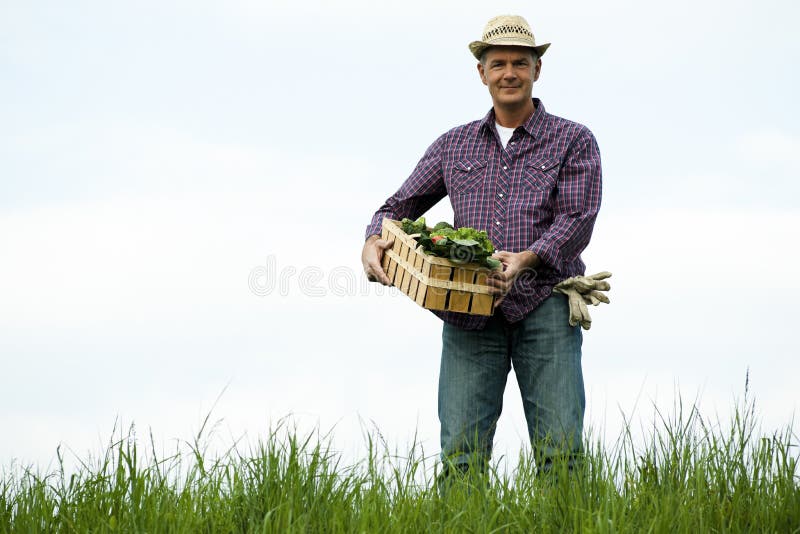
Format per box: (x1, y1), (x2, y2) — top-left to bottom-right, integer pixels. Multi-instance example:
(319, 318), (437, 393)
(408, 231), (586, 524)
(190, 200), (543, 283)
(519, 158), (559, 226)
(522, 157), (560, 191)
(449, 159), (489, 195)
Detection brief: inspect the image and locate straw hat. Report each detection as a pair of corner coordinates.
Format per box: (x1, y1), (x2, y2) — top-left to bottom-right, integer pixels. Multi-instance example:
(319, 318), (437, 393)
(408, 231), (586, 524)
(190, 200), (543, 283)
(469, 15), (550, 61)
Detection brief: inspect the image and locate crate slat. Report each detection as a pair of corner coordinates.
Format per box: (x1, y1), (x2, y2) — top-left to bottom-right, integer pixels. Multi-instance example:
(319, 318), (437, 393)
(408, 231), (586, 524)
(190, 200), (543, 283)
(424, 264), (451, 310)
(386, 256), (398, 284)
(470, 294), (494, 315)
(400, 244), (414, 295)
(448, 268), (475, 313)
(470, 270), (494, 315)
(395, 243), (407, 291)
(407, 249), (422, 301)
(381, 225), (394, 273)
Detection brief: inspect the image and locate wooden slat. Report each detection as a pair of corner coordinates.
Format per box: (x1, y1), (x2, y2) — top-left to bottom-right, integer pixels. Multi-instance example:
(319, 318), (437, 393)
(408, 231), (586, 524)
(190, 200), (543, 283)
(469, 270), (494, 315)
(421, 255), (432, 278)
(409, 249), (424, 301)
(400, 244), (414, 295)
(391, 238), (405, 285)
(448, 267), (474, 313)
(380, 226), (391, 273)
(418, 252), (433, 305)
(386, 257), (398, 285)
(470, 294), (494, 315)
(415, 251), (428, 306)
(407, 247), (419, 297)
(415, 284), (427, 306)
(424, 264), (451, 310)
(395, 243), (408, 292)
(391, 236), (403, 255)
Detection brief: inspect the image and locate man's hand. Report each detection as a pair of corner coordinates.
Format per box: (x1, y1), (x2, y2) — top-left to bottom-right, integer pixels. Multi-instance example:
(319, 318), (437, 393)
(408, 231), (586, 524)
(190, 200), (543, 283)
(361, 235), (395, 285)
(486, 250), (540, 309)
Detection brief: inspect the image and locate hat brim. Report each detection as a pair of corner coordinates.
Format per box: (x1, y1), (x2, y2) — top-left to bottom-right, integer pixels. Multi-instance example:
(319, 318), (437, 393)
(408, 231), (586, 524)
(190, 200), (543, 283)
(469, 40), (550, 61)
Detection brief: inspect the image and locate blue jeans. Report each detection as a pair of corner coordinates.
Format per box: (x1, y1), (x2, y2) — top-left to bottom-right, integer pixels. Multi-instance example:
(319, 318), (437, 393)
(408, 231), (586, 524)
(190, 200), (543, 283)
(438, 293), (585, 472)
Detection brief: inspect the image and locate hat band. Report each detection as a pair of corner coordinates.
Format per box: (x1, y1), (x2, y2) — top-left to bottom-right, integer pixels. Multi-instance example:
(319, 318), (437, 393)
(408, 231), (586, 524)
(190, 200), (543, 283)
(482, 24), (534, 41)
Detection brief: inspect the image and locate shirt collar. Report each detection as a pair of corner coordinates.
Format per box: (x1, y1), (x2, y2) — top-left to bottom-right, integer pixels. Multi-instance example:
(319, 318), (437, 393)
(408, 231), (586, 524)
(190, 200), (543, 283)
(480, 98), (548, 139)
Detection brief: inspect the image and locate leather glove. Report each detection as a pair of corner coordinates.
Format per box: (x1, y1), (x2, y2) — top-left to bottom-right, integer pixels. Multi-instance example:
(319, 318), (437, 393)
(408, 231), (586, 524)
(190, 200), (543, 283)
(553, 272), (612, 330)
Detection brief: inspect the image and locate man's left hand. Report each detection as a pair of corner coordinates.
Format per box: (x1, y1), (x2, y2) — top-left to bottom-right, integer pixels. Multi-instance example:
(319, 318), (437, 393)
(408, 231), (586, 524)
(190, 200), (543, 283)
(486, 250), (540, 309)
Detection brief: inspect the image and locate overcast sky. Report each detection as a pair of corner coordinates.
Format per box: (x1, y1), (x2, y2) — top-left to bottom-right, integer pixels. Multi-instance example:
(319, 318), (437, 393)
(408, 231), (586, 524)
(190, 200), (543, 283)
(2, 0), (798, 470)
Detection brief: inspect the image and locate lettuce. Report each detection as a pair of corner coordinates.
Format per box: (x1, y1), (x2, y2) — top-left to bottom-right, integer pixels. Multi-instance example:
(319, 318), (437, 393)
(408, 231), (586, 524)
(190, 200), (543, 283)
(399, 217), (500, 269)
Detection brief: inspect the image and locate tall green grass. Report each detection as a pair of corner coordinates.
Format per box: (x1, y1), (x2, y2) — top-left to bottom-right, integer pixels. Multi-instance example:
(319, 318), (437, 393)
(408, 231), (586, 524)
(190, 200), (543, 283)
(2, 402), (798, 533)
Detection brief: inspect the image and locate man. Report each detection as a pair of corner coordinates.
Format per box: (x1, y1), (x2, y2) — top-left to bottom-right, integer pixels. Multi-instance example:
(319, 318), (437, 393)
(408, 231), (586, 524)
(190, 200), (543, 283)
(361, 15), (602, 476)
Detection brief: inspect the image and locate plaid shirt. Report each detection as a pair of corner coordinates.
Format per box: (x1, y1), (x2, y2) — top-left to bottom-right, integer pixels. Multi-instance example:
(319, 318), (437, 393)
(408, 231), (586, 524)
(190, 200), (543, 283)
(365, 99), (602, 330)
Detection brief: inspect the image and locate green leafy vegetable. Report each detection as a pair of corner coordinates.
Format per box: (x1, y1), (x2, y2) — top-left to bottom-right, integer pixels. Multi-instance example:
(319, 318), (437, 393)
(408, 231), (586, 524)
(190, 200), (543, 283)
(398, 218), (499, 269)
(400, 216), (427, 235)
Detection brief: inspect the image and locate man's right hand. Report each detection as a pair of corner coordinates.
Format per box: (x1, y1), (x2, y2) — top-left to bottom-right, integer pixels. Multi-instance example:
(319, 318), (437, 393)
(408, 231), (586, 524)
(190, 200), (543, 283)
(361, 235), (395, 285)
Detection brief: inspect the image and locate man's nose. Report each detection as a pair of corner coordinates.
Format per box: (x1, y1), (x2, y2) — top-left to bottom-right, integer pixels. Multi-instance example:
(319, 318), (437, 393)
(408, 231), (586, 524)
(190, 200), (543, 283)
(502, 66), (517, 79)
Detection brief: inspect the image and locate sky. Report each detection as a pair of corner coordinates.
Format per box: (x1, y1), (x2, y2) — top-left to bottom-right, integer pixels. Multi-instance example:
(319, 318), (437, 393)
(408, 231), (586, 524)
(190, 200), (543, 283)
(1, 0), (799, 471)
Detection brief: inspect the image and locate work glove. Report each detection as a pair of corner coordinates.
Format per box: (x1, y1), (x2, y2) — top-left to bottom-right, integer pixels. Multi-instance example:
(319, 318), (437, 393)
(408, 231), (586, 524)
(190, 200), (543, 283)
(553, 272), (612, 330)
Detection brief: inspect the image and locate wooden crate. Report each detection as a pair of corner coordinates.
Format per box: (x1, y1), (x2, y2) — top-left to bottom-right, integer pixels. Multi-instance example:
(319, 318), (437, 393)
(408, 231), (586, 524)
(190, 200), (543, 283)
(380, 218), (499, 316)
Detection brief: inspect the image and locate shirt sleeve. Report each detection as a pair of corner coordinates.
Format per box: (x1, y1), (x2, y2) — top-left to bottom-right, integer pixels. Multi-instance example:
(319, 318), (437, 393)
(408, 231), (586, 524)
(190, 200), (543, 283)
(364, 134), (449, 240)
(527, 128), (602, 269)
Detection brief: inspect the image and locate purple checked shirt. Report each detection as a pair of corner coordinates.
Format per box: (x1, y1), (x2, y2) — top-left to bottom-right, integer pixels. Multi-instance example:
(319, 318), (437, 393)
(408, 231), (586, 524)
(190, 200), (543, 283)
(365, 99), (602, 330)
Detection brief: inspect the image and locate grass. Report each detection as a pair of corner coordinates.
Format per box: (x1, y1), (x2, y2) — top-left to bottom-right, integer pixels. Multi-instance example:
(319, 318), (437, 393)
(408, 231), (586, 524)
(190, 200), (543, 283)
(1, 401), (798, 533)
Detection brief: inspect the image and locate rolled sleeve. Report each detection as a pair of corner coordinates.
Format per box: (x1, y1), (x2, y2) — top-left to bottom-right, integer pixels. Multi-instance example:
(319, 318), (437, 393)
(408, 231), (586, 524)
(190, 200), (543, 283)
(364, 134), (448, 240)
(528, 128), (602, 269)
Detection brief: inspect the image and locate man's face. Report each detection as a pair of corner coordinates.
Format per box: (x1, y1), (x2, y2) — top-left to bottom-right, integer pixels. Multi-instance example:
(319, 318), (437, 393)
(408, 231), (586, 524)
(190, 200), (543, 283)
(477, 46), (541, 110)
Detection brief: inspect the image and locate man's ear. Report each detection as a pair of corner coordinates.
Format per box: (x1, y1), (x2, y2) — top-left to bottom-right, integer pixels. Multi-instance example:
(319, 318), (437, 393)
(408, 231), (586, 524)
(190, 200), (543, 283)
(477, 62), (488, 86)
(533, 58), (542, 82)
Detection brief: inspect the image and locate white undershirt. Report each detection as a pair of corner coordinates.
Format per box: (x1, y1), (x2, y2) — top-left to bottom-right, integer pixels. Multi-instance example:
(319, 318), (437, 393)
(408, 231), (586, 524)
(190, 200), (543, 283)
(495, 122), (515, 149)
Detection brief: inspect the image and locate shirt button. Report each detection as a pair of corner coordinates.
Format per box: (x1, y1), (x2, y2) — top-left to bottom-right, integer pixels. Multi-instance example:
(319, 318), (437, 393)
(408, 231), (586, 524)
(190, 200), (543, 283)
(540, 164), (546, 169)
(467, 166), (472, 171)
(498, 193), (504, 198)
(510, 141), (516, 145)
(495, 220), (501, 226)
(503, 165), (508, 170)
